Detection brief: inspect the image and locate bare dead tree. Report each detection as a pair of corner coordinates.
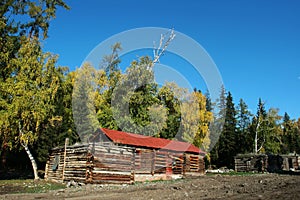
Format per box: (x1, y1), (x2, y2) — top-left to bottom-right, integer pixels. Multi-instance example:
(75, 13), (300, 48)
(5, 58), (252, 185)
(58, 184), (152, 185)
(148, 28), (176, 70)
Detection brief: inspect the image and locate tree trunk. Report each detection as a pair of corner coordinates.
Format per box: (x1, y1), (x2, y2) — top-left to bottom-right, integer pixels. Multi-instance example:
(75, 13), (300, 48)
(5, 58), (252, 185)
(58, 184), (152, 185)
(254, 118), (261, 154)
(1, 146), (7, 170)
(24, 144), (39, 180)
(254, 131), (258, 154)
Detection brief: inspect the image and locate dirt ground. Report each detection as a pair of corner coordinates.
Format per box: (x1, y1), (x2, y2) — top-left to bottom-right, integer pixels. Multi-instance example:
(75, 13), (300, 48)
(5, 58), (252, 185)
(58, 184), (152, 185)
(1, 173), (300, 200)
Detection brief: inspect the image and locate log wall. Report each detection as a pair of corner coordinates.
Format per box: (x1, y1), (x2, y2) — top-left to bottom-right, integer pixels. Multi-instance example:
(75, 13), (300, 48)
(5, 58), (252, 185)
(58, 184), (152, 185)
(235, 154), (299, 173)
(45, 142), (205, 184)
(235, 154), (268, 172)
(45, 144), (90, 183)
(89, 143), (135, 184)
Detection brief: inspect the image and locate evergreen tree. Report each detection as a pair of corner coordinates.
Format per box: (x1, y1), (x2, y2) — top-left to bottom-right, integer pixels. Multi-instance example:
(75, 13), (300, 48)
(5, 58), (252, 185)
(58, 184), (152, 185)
(210, 85), (226, 166)
(111, 56), (167, 136)
(281, 113), (300, 154)
(252, 98), (268, 154)
(33, 70), (79, 167)
(296, 118), (300, 153)
(216, 92), (237, 168)
(72, 63), (99, 142)
(282, 112), (292, 153)
(158, 82), (182, 139)
(96, 43), (122, 130)
(204, 90), (213, 112)
(102, 43), (122, 76)
(251, 99), (282, 154)
(236, 98), (252, 153)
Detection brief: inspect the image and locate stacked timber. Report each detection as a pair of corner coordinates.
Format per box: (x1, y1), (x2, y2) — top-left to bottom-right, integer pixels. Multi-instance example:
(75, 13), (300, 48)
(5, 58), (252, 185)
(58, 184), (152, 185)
(189, 155), (200, 172)
(170, 153), (184, 174)
(182, 154), (205, 175)
(154, 150), (168, 174)
(45, 141), (206, 184)
(198, 157), (205, 174)
(63, 144), (89, 182)
(135, 149), (153, 174)
(235, 154), (268, 172)
(281, 155), (299, 170)
(90, 143), (135, 184)
(268, 154), (299, 172)
(45, 147), (65, 182)
(45, 144), (89, 183)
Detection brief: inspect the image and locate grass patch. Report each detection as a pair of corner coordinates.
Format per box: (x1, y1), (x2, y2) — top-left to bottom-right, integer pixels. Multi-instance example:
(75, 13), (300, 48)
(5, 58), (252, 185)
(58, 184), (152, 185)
(134, 177), (185, 186)
(0, 179), (66, 195)
(206, 171), (263, 176)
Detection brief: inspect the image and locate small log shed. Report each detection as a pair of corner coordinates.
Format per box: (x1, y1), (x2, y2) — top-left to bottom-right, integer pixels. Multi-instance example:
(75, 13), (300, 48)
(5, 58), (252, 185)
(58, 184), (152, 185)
(45, 128), (206, 184)
(235, 153), (300, 173)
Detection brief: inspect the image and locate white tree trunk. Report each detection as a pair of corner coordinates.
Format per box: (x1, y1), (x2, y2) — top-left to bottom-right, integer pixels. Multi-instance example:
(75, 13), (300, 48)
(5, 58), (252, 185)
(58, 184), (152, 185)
(24, 144), (39, 180)
(254, 117), (266, 154)
(254, 131), (258, 154)
(254, 118), (260, 154)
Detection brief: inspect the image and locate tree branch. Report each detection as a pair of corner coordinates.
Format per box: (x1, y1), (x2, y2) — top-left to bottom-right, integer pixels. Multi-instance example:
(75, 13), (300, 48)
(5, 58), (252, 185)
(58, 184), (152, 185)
(150, 29), (176, 70)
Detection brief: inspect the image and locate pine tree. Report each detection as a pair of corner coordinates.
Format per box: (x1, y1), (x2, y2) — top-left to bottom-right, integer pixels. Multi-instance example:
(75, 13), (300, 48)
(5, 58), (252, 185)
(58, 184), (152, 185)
(72, 63), (99, 142)
(204, 90), (213, 112)
(282, 112), (292, 153)
(210, 85), (226, 166)
(295, 118), (300, 153)
(281, 113), (300, 154)
(217, 92), (237, 168)
(236, 98), (252, 153)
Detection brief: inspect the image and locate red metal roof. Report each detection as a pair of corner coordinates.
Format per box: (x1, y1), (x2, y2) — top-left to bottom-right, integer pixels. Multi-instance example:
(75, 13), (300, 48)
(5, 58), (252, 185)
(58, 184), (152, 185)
(101, 128), (205, 154)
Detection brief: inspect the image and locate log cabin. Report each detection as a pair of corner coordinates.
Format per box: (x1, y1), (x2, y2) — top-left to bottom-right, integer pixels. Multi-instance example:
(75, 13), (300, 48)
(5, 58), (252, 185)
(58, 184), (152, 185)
(235, 153), (300, 173)
(45, 128), (206, 184)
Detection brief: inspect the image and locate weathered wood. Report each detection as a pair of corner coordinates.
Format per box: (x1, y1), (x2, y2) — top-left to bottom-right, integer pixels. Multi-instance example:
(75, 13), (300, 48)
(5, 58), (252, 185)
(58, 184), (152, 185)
(45, 141), (205, 184)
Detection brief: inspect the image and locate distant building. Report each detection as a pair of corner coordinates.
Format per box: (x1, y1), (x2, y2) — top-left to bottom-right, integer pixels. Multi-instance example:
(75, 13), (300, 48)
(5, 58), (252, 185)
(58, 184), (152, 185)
(235, 153), (300, 173)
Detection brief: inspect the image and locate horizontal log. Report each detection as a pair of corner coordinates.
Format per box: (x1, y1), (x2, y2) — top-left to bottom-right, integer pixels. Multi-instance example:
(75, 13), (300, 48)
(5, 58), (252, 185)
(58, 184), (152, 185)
(92, 173), (131, 178)
(64, 165), (87, 169)
(135, 171), (152, 174)
(92, 170), (132, 175)
(65, 160), (87, 164)
(91, 180), (133, 184)
(92, 167), (132, 172)
(94, 162), (133, 168)
(94, 157), (133, 163)
(93, 153), (133, 159)
(93, 167), (132, 172)
(93, 143), (134, 150)
(97, 153), (133, 159)
(63, 174), (86, 178)
(64, 170), (87, 173)
(93, 147), (133, 154)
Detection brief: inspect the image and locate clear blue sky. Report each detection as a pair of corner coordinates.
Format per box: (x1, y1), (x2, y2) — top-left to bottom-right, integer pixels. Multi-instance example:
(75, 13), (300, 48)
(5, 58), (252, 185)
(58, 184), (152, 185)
(44, 0), (300, 120)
